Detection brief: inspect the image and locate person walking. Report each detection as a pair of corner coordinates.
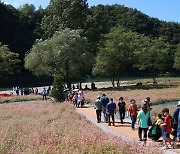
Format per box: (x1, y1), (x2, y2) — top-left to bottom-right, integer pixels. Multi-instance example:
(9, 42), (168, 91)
(77, 92), (84, 108)
(73, 93), (78, 107)
(161, 108), (173, 149)
(142, 97), (151, 109)
(118, 97), (126, 124)
(137, 102), (150, 142)
(177, 109), (180, 142)
(47, 86), (51, 95)
(42, 87), (47, 100)
(128, 99), (138, 130)
(94, 96), (102, 123)
(106, 98), (116, 126)
(35, 88), (38, 95)
(16, 88), (19, 96)
(68, 92), (73, 104)
(101, 94), (109, 123)
(172, 101), (180, 142)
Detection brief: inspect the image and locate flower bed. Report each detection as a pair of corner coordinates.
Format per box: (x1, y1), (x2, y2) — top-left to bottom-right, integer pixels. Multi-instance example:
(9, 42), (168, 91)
(0, 102), (160, 153)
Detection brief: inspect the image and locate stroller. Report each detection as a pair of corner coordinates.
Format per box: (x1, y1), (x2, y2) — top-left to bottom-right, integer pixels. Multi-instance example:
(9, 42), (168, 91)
(148, 123), (162, 141)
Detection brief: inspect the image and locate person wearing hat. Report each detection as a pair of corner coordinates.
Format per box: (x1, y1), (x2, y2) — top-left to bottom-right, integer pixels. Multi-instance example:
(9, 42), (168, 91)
(94, 96), (102, 123)
(141, 97), (151, 109)
(172, 101), (180, 141)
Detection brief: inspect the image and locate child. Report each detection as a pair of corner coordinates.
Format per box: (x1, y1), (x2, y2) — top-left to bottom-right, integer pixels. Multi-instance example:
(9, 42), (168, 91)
(68, 92), (73, 103)
(161, 108), (173, 149)
(155, 114), (163, 126)
(152, 114), (163, 141)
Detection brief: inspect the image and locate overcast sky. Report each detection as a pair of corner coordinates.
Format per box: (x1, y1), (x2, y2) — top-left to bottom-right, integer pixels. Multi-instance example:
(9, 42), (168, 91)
(2, 0), (180, 23)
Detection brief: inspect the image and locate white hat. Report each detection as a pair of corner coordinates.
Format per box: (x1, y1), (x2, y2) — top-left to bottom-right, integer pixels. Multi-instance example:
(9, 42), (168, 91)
(177, 101), (180, 106)
(97, 96), (101, 99)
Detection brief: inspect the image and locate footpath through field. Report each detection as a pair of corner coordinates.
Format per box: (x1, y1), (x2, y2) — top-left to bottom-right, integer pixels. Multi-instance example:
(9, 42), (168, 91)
(77, 107), (180, 154)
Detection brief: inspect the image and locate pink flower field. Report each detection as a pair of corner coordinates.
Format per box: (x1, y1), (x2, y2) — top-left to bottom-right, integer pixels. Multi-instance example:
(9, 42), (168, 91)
(0, 102), (161, 153)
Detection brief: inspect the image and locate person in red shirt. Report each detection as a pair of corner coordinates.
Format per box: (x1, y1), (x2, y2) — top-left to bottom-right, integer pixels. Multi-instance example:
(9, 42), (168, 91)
(161, 108), (173, 149)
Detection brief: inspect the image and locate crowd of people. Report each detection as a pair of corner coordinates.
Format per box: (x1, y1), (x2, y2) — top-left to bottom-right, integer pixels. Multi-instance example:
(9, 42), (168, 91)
(12, 86), (39, 96)
(12, 86), (52, 101)
(64, 89), (85, 108)
(93, 94), (180, 149)
(11, 84), (180, 149)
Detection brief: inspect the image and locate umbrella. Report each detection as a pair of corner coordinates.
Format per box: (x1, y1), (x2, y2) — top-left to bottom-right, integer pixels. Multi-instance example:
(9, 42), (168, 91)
(63, 89), (69, 92)
(72, 89), (79, 92)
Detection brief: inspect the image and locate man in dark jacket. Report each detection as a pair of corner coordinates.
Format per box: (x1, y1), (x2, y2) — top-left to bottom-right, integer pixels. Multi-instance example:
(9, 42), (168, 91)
(101, 94), (109, 123)
(172, 101), (180, 141)
(106, 98), (116, 126)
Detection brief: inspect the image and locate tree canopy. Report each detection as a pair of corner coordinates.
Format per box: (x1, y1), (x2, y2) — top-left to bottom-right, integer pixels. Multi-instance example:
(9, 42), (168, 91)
(0, 43), (20, 77)
(0, 3), (44, 60)
(93, 27), (136, 87)
(133, 37), (170, 76)
(173, 44), (180, 70)
(0, 1), (180, 85)
(41, 0), (88, 38)
(93, 27), (170, 86)
(25, 28), (92, 86)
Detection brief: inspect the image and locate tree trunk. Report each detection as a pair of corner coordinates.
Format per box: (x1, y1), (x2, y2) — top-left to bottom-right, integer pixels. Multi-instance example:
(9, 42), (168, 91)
(117, 73), (120, 87)
(111, 73), (115, 87)
(65, 62), (71, 89)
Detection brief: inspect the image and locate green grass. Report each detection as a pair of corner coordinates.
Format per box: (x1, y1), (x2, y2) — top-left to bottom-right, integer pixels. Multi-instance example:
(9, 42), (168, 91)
(0, 95), (44, 104)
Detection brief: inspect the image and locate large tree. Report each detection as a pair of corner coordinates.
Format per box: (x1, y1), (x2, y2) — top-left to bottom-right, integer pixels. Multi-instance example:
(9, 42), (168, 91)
(0, 43), (20, 77)
(41, 0), (88, 38)
(25, 28), (92, 86)
(133, 37), (170, 77)
(18, 4), (45, 39)
(93, 27), (142, 87)
(0, 3), (35, 60)
(93, 27), (170, 87)
(173, 44), (180, 70)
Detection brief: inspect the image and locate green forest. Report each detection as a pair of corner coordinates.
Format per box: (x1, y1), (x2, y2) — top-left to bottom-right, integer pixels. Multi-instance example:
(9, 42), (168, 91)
(0, 0), (180, 87)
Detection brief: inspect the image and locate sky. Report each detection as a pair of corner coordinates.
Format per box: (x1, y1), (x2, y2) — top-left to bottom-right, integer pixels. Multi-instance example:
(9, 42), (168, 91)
(1, 0), (180, 23)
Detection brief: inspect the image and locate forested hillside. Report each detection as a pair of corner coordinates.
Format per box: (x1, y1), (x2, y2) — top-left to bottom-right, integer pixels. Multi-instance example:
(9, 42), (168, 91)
(0, 3), (44, 60)
(0, 1), (180, 87)
(84, 4), (180, 54)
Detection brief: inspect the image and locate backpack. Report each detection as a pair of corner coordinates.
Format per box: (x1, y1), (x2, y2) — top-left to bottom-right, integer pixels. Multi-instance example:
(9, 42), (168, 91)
(148, 124), (161, 141)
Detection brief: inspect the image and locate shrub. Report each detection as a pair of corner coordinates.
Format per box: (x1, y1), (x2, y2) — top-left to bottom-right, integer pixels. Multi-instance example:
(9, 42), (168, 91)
(51, 75), (64, 102)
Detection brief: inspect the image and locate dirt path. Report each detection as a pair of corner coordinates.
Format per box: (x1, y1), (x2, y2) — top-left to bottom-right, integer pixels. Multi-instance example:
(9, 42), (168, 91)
(77, 107), (180, 154)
